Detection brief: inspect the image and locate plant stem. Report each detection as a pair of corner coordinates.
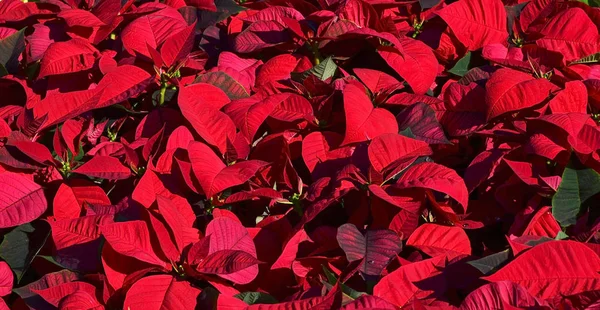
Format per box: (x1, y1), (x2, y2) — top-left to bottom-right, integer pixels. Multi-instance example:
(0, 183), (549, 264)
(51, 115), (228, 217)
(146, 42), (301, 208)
(158, 83), (167, 106)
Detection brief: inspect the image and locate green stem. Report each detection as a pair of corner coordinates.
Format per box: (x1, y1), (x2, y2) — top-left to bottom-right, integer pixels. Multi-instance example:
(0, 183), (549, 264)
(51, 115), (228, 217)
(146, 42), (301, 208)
(310, 42), (321, 65)
(159, 83), (167, 106)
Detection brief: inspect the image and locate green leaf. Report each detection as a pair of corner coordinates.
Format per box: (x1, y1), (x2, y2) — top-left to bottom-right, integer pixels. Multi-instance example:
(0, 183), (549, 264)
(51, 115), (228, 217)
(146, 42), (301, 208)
(0, 63), (7, 78)
(419, 0), (440, 10)
(505, 3), (527, 38)
(38, 255), (69, 269)
(570, 52), (600, 64)
(578, 0), (600, 7)
(191, 0), (246, 29)
(234, 292), (278, 305)
(399, 127), (416, 139)
(447, 52), (472, 77)
(467, 249), (510, 275)
(194, 71), (249, 100)
(0, 221), (51, 283)
(292, 57), (337, 82)
(555, 231), (569, 240)
(0, 28), (26, 74)
(552, 165), (600, 227)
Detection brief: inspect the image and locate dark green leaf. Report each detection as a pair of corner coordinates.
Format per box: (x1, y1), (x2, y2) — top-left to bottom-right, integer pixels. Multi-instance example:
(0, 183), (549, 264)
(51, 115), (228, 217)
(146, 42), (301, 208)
(234, 292), (278, 305)
(466, 249), (510, 275)
(0, 28), (26, 74)
(419, 0), (440, 10)
(0, 221), (51, 282)
(447, 52), (472, 77)
(552, 165), (600, 227)
(570, 52), (600, 64)
(524, 236), (554, 246)
(578, 0), (600, 7)
(292, 57), (337, 82)
(0, 63), (7, 78)
(505, 3), (527, 38)
(399, 127), (416, 139)
(194, 71), (249, 100)
(37, 255), (69, 269)
(151, 88), (176, 106)
(185, 0), (246, 29)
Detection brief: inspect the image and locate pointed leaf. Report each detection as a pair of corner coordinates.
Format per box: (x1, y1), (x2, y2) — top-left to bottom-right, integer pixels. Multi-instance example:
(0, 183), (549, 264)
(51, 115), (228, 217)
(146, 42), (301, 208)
(0, 28), (25, 73)
(552, 164), (600, 227)
(100, 221), (167, 268)
(484, 241), (600, 299)
(342, 83), (398, 145)
(0, 172), (48, 228)
(123, 275), (201, 310)
(436, 0), (508, 50)
(394, 162), (468, 211)
(406, 223), (471, 257)
(73, 156), (131, 180)
(336, 223), (402, 276)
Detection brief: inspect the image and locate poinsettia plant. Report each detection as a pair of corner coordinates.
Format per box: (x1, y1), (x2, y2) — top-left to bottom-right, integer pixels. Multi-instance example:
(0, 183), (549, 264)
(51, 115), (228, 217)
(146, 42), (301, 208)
(0, 0), (600, 308)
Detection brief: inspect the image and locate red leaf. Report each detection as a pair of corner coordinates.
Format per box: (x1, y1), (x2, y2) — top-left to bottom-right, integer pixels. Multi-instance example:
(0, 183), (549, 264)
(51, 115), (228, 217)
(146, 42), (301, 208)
(485, 68), (556, 121)
(336, 223), (402, 276)
(436, 0), (508, 51)
(522, 206), (560, 238)
(38, 39), (98, 78)
(460, 281), (546, 310)
(123, 275), (201, 310)
(203, 217), (259, 284)
(32, 281), (97, 307)
(178, 83), (235, 154)
(156, 195), (200, 253)
(271, 229), (312, 270)
(354, 68), (401, 95)
(0, 262), (12, 296)
(396, 102), (450, 144)
(394, 162), (468, 211)
(188, 141), (268, 197)
(58, 290), (103, 310)
(58, 9), (106, 28)
(224, 93), (296, 142)
(242, 6), (304, 25)
(196, 250), (261, 275)
(342, 295), (398, 310)
(368, 133), (431, 173)
(73, 156), (131, 180)
(88, 65), (154, 110)
(406, 223), (471, 258)
(548, 81), (588, 114)
(378, 38), (438, 95)
(232, 20), (289, 54)
(256, 54), (299, 86)
(302, 131), (353, 174)
(342, 83), (397, 146)
(0, 172), (47, 228)
(484, 241), (600, 299)
(537, 8), (600, 63)
(120, 6), (187, 58)
(160, 22), (196, 68)
(100, 220), (168, 269)
(374, 255), (446, 308)
(246, 283), (342, 309)
(51, 215), (112, 250)
(53, 181), (110, 220)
